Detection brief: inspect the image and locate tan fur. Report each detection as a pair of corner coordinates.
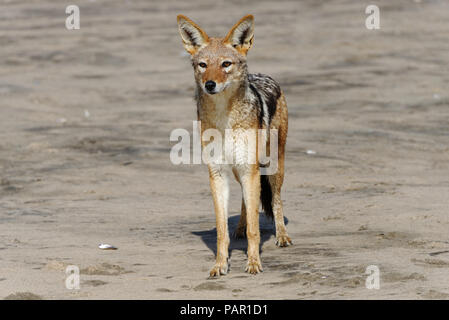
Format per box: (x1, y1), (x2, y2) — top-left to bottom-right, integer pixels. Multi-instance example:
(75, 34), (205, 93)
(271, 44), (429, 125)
(177, 14), (291, 277)
(268, 93), (291, 246)
(233, 92), (291, 247)
(223, 15), (254, 55)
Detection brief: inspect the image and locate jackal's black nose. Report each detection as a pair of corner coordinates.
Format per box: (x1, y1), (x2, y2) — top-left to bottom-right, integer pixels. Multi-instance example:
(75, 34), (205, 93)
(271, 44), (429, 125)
(205, 81), (216, 93)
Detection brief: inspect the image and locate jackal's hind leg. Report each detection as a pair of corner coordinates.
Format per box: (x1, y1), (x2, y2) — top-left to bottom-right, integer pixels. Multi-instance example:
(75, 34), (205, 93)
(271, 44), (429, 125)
(269, 175), (292, 247)
(232, 169), (247, 239)
(233, 198), (247, 239)
(272, 190), (292, 247)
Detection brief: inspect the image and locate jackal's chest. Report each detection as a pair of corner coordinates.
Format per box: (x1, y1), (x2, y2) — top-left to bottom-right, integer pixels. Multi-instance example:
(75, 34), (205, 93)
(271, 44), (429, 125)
(200, 97), (232, 132)
(200, 102), (255, 132)
(200, 118), (257, 168)
(198, 93), (259, 166)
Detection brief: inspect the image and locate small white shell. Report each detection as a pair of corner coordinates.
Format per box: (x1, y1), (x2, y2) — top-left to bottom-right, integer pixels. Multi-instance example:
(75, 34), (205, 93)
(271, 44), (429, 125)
(99, 243), (117, 250)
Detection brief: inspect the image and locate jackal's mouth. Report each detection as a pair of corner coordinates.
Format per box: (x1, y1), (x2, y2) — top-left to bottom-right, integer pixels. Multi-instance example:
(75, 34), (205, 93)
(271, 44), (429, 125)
(203, 82), (229, 95)
(203, 86), (218, 95)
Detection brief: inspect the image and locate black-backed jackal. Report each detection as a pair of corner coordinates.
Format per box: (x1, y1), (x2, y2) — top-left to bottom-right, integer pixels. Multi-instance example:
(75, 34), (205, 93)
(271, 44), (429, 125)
(177, 14), (292, 277)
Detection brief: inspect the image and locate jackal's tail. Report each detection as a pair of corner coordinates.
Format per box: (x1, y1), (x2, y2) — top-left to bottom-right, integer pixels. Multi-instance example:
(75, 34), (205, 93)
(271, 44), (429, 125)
(260, 174), (274, 219)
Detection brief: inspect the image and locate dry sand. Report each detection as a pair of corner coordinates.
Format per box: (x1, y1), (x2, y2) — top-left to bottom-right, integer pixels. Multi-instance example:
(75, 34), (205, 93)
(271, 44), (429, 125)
(1, 0), (449, 299)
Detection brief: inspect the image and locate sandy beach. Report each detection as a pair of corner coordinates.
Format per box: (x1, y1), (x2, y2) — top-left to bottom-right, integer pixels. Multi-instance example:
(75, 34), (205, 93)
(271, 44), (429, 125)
(1, 0), (449, 299)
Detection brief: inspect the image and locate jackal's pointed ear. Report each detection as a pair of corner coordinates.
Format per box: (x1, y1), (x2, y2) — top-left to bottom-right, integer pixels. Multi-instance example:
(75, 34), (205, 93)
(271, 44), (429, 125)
(224, 14), (254, 55)
(177, 15), (209, 55)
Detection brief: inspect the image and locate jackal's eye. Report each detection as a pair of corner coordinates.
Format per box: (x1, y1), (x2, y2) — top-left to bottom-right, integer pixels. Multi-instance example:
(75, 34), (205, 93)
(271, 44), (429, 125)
(198, 62), (207, 68)
(221, 61), (232, 68)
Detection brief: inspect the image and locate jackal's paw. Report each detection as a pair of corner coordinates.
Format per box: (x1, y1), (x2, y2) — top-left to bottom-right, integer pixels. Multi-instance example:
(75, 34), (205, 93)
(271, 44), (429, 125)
(209, 262), (228, 278)
(233, 227), (246, 239)
(275, 235), (292, 247)
(245, 259), (263, 274)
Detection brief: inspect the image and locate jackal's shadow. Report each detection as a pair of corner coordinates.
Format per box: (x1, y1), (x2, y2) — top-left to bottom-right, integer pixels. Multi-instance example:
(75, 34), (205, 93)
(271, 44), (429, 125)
(192, 214), (289, 256)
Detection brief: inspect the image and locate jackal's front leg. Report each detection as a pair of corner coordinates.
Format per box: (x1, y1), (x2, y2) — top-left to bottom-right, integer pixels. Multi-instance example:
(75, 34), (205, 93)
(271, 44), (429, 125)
(208, 165), (230, 278)
(238, 164), (262, 274)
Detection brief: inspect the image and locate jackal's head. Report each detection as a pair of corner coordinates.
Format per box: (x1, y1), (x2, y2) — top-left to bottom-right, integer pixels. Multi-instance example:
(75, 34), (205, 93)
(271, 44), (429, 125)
(177, 14), (254, 95)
